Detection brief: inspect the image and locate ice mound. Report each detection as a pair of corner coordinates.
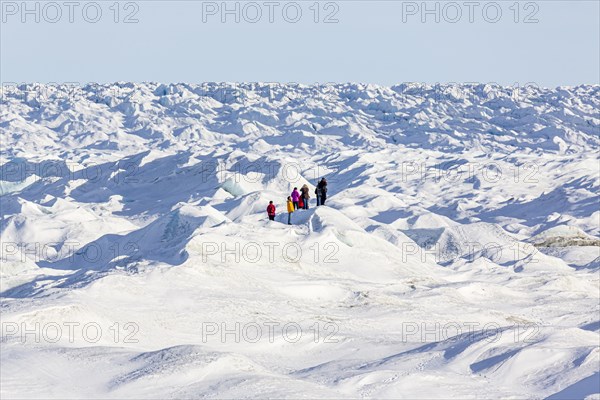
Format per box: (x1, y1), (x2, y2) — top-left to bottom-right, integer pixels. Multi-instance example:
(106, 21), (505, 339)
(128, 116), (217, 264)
(531, 225), (600, 247)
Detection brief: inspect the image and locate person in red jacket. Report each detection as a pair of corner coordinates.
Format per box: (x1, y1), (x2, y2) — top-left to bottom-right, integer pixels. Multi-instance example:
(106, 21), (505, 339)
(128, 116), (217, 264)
(267, 201), (276, 221)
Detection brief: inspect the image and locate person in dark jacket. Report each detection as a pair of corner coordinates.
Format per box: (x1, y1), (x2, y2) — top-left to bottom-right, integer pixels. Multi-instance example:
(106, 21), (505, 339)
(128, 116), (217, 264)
(267, 201), (276, 221)
(316, 178), (328, 206)
(315, 185), (320, 206)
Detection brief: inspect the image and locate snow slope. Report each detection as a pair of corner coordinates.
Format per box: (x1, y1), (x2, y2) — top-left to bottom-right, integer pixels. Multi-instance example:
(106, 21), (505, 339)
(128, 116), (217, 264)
(1, 83), (599, 399)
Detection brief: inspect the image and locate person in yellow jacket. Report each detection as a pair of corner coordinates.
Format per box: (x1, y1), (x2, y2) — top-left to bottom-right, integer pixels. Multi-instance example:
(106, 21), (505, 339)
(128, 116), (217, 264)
(286, 196), (294, 225)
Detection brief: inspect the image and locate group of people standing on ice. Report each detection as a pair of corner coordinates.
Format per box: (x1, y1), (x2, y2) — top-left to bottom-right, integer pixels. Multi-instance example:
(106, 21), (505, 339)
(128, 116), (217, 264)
(267, 178), (328, 224)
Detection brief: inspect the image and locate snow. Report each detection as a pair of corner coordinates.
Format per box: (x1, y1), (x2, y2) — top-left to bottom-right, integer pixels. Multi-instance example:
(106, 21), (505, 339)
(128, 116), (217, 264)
(1, 83), (599, 399)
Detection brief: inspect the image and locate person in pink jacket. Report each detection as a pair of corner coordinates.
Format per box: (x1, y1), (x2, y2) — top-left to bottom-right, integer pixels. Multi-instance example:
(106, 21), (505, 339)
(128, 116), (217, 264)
(291, 187), (300, 210)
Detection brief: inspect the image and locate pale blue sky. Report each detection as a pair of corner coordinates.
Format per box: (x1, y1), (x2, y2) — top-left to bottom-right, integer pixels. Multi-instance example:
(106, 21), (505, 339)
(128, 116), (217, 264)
(1, 0), (599, 86)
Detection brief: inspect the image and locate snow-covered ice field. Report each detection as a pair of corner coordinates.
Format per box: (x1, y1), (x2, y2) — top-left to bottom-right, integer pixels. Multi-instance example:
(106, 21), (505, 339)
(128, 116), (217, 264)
(1, 83), (599, 399)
